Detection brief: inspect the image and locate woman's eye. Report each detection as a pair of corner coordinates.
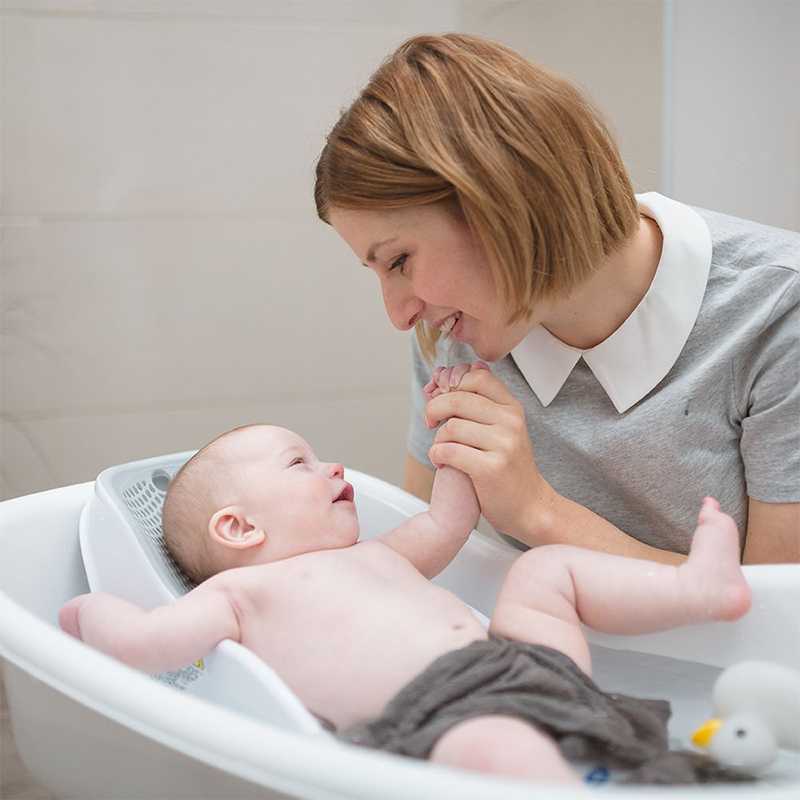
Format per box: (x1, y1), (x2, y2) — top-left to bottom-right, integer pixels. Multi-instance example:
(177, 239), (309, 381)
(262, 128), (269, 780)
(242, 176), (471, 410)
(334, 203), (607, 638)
(389, 253), (408, 274)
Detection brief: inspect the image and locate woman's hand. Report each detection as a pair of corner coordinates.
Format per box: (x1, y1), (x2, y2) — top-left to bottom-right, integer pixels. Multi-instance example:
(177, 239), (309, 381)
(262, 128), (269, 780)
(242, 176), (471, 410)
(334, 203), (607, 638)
(424, 365), (554, 541)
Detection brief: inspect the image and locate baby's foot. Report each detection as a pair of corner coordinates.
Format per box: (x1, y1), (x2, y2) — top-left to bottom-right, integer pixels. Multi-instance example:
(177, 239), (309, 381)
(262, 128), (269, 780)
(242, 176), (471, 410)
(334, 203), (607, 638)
(680, 498), (751, 622)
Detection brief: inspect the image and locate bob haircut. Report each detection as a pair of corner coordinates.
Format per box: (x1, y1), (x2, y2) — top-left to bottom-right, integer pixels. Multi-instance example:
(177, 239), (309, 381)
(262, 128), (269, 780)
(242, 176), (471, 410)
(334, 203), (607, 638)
(315, 33), (640, 359)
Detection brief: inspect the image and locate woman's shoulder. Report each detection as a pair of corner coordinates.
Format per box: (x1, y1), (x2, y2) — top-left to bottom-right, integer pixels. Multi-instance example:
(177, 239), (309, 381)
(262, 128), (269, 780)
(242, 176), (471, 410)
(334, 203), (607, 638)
(692, 205), (800, 276)
(691, 206), (799, 337)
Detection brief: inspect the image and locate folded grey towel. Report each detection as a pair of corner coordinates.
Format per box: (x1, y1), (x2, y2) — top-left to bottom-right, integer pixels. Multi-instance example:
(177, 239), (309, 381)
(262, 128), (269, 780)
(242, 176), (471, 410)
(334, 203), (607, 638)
(341, 638), (751, 785)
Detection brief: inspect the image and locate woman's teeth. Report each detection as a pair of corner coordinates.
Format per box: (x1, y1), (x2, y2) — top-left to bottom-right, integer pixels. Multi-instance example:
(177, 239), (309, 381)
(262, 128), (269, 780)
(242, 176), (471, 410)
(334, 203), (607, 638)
(440, 312), (461, 335)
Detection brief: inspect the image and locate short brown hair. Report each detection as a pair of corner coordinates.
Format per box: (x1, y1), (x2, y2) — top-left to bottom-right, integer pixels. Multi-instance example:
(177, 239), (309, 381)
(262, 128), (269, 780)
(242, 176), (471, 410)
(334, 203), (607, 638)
(315, 33), (639, 358)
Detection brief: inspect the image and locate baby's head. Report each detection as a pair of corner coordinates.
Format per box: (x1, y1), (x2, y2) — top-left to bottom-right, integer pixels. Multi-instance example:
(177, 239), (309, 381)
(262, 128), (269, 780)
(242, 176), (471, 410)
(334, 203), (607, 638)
(162, 424), (359, 583)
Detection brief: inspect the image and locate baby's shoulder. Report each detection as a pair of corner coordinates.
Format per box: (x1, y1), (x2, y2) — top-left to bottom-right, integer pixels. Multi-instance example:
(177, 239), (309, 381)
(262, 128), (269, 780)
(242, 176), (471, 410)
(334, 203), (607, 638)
(203, 563), (274, 600)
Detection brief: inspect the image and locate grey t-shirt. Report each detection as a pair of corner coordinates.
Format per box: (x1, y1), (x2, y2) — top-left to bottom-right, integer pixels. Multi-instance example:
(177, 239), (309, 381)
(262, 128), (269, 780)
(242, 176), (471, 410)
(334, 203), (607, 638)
(408, 207), (799, 554)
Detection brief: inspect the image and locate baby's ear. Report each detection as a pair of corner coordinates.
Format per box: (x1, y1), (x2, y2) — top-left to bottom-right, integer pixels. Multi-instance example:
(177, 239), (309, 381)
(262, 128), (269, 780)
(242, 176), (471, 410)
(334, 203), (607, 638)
(208, 507), (266, 550)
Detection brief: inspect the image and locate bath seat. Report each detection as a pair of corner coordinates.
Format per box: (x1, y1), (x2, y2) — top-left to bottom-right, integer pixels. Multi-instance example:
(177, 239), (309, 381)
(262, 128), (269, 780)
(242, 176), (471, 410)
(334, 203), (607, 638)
(1, 454), (799, 799)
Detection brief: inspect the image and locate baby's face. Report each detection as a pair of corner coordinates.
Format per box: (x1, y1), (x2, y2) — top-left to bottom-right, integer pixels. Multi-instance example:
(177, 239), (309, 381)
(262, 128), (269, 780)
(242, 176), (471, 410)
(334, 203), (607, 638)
(223, 425), (359, 560)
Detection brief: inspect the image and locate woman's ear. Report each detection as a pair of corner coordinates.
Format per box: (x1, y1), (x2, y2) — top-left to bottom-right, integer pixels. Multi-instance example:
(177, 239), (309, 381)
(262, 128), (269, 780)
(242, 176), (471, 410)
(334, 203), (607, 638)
(208, 507), (266, 550)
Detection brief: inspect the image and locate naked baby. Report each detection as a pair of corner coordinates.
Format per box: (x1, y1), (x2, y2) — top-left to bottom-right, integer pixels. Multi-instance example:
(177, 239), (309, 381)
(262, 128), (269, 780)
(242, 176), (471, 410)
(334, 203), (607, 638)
(60, 363), (752, 784)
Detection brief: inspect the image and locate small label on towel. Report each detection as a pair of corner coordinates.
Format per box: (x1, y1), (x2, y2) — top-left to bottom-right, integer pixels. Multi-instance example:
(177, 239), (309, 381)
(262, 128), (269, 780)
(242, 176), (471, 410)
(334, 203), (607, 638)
(155, 659), (206, 691)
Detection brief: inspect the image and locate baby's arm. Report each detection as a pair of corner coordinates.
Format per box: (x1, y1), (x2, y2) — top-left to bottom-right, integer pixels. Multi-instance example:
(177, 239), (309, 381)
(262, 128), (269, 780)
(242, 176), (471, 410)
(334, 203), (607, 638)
(376, 363), (483, 578)
(59, 576), (241, 673)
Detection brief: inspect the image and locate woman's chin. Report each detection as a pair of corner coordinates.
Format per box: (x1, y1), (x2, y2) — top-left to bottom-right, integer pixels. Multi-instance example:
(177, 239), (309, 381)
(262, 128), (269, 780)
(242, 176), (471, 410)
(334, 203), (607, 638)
(470, 340), (504, 363)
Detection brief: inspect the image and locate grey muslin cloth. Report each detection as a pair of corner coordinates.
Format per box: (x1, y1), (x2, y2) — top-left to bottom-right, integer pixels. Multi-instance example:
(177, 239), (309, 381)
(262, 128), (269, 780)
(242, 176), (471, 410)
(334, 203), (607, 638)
(341, 638), (751, 785)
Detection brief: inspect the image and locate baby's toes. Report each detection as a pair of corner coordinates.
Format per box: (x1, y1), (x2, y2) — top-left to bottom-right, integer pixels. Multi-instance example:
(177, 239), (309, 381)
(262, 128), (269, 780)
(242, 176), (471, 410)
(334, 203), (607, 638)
(696, 496), (722, 525)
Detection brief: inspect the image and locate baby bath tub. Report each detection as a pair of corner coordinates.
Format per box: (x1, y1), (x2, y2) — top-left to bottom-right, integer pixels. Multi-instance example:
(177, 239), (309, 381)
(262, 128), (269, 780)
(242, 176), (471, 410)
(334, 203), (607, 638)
(1, 457), (799, 800)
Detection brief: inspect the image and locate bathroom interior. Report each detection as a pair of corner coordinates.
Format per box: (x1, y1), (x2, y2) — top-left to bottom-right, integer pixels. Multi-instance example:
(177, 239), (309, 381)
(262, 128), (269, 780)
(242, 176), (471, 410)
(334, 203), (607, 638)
(1, 2), (799, 799)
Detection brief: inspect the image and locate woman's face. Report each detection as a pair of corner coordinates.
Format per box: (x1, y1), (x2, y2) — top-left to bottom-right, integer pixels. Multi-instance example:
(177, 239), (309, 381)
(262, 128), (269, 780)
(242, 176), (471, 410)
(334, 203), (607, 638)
(329, 203), (534, 362)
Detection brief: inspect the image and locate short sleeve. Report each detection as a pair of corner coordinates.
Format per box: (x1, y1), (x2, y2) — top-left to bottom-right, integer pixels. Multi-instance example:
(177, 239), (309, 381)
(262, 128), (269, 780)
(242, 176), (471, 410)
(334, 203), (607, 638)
(738, 270), (800, 502)
(407, 334), (436, 468)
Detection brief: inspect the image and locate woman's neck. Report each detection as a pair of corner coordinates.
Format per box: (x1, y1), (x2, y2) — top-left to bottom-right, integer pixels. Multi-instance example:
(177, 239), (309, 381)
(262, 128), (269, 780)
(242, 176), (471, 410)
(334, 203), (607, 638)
(540, 215), (663, 350)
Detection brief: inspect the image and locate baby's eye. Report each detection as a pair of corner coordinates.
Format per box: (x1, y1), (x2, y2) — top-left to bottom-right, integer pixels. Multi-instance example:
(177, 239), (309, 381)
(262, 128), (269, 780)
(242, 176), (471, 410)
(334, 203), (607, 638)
(289, 457), (305, 467)
(388, 253), (408, 274)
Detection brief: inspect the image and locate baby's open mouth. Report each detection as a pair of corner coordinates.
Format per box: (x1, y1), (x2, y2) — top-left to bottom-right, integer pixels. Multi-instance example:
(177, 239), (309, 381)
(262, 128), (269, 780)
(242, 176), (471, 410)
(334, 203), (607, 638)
(334, 483), (354, 503)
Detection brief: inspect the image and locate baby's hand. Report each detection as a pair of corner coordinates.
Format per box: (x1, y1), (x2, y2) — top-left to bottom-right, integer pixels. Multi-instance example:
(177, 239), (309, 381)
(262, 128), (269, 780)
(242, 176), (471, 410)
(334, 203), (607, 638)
(423, 361), (489, 402)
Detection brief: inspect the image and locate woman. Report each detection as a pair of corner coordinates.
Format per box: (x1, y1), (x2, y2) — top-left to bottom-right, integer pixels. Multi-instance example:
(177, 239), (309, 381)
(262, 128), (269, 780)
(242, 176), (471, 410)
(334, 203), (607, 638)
(315, 34), (799, 564)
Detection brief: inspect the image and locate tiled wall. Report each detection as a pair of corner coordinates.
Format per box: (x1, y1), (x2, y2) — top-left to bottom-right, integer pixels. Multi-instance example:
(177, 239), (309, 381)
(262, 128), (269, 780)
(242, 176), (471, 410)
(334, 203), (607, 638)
(0, 1), (662, 501)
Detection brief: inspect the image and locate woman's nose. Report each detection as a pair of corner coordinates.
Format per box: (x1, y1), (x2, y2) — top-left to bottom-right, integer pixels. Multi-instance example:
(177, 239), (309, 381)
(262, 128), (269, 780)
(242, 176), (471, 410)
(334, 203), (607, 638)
(382, 282), (424, 331)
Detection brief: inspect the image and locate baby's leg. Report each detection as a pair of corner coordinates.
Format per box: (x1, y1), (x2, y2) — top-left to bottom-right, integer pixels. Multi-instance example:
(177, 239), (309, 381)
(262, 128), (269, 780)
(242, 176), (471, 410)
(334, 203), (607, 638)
(430, 715), (579, 783)
(491, 498), (751, 675)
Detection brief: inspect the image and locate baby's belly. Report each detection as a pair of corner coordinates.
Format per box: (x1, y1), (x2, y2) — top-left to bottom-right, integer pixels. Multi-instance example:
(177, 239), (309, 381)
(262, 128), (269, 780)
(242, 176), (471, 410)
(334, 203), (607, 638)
(246, 582), (488, 730)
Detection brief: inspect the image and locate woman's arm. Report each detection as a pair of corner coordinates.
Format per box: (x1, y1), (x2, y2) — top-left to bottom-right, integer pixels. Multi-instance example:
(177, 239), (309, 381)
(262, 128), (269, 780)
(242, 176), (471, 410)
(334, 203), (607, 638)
(404, 453), (684, 564)
(743, 498), (800, 563)
(424, 368), (686, 565)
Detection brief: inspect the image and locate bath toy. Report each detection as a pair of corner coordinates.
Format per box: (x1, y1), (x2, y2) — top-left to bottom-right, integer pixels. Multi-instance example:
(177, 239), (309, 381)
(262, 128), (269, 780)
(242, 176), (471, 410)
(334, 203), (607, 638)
(692, 660), (800, 772)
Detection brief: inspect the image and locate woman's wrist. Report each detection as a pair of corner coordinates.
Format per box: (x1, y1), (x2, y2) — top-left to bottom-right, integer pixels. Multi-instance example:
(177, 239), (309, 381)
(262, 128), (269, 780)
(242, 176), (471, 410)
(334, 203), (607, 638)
(515, 478), (560, 547)
(512, 484), (687, 564)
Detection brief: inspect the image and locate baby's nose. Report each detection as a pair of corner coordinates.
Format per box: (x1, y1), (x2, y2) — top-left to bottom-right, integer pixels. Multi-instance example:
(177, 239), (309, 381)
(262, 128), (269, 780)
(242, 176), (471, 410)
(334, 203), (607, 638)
(327, 462), (344, 479)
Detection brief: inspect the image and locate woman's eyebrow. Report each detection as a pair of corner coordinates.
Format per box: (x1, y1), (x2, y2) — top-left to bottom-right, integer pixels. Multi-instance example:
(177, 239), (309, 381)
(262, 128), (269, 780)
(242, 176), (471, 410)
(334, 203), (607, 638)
(364, 237), (398, 264)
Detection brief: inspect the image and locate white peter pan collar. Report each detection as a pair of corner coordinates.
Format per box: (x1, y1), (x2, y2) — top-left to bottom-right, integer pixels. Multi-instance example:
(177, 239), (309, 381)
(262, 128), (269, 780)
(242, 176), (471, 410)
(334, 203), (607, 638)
(511, 193), (712, 413)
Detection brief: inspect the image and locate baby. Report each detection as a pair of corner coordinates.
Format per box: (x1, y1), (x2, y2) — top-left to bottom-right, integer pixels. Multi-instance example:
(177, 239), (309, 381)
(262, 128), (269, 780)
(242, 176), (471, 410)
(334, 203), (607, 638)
(60, 363), (752, 784)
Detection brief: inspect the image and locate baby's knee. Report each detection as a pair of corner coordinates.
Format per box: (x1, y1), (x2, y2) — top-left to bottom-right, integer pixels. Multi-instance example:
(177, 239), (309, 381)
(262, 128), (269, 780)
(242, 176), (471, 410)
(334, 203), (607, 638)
(431, 715), (575, 781)
(431, 716), (532, 769)
(502, 544), (575, 595)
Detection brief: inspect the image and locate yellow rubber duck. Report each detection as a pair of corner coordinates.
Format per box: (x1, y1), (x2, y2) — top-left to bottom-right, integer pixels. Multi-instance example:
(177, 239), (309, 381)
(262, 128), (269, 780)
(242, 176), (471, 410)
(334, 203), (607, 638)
(692, 660), (800, 772)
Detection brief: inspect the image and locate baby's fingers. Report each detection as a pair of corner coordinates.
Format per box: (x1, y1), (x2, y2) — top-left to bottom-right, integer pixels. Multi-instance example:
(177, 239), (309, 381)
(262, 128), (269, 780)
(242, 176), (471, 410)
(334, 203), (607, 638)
(435, 366), (454, 395)
(449, 363), (471, 389)
(423, 367), (446, 400)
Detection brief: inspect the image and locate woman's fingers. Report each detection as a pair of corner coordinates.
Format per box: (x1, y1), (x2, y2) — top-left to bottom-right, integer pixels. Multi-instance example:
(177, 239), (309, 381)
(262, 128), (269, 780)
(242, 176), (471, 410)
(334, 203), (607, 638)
(452, 365), (516, 405)
(427, 441), (488, 475)
(425, 389), (501, 429)
(431, 416), (493, 452)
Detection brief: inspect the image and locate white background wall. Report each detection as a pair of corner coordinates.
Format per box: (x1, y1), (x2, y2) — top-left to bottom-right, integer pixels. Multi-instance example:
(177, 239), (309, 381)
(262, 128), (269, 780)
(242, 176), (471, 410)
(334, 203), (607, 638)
(669, 0), (800, 229)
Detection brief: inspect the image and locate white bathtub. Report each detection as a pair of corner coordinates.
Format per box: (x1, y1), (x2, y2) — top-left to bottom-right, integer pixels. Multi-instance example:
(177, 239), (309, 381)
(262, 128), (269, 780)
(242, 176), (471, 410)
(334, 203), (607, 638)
(1, 479), (798, 800)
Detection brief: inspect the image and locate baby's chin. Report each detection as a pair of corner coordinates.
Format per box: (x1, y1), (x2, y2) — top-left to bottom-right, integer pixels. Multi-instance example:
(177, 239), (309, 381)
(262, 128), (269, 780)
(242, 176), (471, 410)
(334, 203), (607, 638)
(338, 521), (361, 548)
